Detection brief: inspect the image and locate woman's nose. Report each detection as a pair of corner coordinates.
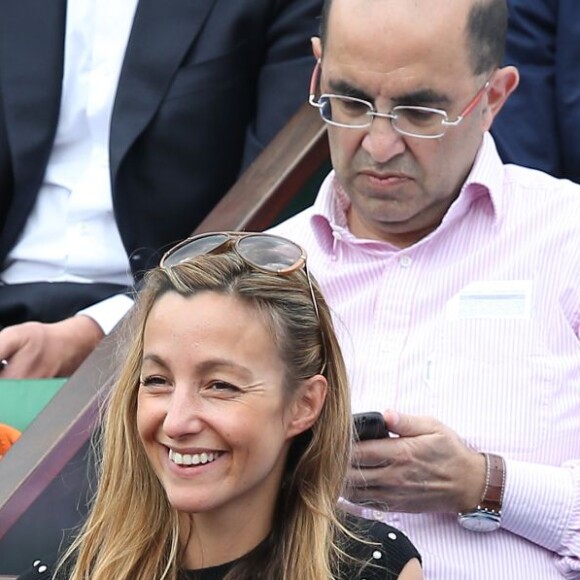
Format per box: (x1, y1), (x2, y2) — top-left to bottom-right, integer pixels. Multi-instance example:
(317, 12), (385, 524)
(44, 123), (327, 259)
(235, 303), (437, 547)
(162, 387), (205, 440)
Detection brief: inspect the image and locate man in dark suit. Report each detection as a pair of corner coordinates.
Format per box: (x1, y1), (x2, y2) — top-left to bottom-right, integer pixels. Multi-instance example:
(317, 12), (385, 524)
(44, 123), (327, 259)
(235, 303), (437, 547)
(0, 0), (322, 378)
(492, 0), (580, 183)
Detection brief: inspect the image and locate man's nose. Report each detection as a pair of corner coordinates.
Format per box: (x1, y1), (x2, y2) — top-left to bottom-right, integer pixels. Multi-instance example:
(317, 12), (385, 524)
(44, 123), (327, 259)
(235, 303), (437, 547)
(361, 115), (406, 164)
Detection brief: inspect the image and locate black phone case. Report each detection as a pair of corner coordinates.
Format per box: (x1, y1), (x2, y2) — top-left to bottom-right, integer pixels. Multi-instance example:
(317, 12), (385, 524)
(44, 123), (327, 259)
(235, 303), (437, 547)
(353, 412), (389, 440)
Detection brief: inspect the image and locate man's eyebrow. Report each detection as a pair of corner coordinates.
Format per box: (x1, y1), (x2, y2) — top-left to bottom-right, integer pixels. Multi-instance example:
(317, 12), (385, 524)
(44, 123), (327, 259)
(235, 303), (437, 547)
(327, 78), (452, 108)
(328, 79), (374, 101)
(391, 88), (452, 108)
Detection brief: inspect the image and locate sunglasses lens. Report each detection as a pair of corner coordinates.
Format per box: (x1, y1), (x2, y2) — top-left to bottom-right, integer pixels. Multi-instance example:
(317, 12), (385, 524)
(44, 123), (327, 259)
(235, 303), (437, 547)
(236, 234), (304, 272)
(162, 234), (230, 268)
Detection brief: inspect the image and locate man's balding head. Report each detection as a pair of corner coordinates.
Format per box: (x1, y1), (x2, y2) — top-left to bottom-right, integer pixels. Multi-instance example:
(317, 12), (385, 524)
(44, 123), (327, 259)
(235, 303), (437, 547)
(319, 0), (507, 76)
(309, 0), (518, 246)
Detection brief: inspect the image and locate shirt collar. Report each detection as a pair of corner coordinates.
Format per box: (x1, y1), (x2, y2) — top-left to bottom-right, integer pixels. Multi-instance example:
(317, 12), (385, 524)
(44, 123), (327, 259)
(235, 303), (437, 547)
(309, 132), (505, 250)
(462, 132), (506, 222)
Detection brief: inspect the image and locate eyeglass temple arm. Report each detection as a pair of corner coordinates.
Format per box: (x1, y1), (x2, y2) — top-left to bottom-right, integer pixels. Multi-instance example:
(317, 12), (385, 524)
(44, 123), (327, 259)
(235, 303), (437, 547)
(443, 81), (491, 127)
(309, 60), (323, 107)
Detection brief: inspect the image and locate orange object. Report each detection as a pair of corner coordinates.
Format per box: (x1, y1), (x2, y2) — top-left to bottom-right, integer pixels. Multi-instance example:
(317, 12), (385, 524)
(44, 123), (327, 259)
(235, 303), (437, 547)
(0, 422), (21, 457)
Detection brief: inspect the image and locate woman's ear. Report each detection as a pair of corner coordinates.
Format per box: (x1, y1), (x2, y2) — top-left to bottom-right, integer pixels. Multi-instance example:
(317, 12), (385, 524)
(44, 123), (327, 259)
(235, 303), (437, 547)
(483, 65), (519, 130)
(286, 375), (327, 439)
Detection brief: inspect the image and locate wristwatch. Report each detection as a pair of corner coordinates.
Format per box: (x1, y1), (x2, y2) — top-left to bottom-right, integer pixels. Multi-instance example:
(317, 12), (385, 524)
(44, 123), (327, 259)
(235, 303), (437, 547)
(457, 453), (505, 532)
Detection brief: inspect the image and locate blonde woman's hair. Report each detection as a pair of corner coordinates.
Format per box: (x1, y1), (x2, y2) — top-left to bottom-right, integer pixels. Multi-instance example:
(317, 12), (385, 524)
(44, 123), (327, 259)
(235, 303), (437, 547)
(58, 249), (353, 580)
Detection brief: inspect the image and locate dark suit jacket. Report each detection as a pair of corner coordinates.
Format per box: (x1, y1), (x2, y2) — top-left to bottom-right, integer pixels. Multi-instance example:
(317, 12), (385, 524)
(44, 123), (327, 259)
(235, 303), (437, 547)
(0, 0), (322, 278)
(492, 0), (580, 183)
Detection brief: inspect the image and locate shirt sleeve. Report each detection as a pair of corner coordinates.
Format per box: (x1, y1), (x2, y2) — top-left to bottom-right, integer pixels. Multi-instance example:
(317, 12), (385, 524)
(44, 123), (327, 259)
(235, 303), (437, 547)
(342, 515), (422, 579)
(370, 520), (422, 576)
(16, 556), (56, 580)
(75, 292), (134, 334)
(502, 458), (580, 576)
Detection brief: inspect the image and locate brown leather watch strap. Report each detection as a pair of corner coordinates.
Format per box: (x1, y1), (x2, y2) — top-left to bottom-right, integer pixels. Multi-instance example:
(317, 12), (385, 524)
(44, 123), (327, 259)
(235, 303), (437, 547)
(480, 453), (506, 513)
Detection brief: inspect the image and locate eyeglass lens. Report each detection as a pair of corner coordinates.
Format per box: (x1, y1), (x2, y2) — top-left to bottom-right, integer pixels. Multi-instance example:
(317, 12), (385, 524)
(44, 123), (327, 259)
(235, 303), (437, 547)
(236, 235), (304, 272)
(162, 234), (230, 268)
(320, 95), (447, 137)
(163, 233), (305, 274)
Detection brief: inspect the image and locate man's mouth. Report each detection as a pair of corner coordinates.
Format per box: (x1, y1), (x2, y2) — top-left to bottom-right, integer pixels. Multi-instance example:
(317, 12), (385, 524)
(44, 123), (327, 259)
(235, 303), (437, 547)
(361, 170), (410, 182)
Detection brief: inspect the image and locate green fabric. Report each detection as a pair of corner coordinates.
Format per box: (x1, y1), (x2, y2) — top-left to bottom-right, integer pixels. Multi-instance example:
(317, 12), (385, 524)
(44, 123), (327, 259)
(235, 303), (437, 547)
(0, 379), (67, 431)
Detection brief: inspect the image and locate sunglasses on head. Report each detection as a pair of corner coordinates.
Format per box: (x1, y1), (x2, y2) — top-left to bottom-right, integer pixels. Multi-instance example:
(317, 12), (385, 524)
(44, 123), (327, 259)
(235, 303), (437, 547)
(160, 232), (320, 321)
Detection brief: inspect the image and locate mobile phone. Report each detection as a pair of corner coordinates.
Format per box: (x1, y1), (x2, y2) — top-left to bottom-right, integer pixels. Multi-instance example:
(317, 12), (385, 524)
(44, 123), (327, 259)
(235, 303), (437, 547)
(353, 412), (390, 441)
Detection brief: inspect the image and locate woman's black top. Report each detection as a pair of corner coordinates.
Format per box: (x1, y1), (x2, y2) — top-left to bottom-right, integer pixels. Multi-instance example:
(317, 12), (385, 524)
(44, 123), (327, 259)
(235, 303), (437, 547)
(18, 516), (420, 579)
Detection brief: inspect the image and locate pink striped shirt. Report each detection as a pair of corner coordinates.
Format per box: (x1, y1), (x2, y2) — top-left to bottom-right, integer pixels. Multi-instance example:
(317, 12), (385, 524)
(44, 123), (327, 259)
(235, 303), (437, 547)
(271, 133), (580, 579)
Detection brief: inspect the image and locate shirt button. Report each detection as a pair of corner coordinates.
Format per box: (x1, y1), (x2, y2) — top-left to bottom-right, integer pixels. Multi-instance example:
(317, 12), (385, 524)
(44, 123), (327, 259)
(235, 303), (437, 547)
(399, 255), (412, 268)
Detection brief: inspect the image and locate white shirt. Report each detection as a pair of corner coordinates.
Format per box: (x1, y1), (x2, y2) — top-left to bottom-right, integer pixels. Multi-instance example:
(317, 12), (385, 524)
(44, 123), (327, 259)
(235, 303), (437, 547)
(2, 0), (138, 332)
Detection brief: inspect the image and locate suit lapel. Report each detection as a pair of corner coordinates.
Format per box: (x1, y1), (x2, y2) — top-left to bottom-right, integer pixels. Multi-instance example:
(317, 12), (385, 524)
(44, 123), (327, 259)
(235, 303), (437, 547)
(0, 0), (66, 197)
(109, 0), (217, 182)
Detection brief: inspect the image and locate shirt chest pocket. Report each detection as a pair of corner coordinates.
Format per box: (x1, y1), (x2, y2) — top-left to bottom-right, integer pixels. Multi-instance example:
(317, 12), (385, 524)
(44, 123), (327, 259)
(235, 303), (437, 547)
(430, 317), (554, 454)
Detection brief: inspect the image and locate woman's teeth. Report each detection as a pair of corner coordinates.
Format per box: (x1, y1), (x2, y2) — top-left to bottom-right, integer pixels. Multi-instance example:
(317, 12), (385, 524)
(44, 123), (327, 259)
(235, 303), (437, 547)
(169, 449), (220, 466)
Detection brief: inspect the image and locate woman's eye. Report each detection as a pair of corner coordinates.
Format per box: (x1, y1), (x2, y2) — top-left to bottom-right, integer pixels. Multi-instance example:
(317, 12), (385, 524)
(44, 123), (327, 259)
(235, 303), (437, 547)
(209, 381), (240, 393)
(140, 375), (169, 387)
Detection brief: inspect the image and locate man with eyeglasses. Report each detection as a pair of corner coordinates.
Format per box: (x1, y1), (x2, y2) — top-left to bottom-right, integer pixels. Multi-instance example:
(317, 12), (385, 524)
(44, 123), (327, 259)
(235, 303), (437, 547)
(272, 0), (580, 578)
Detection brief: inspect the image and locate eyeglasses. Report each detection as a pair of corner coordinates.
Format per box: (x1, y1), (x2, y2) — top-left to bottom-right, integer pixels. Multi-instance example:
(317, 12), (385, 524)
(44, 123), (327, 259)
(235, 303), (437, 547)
(309, 60), (491, 139)
(160, 232), (320, 321)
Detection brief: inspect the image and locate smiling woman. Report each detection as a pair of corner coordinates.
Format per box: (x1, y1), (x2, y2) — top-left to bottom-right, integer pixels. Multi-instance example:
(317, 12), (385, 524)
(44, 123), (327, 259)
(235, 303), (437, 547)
(137, 290), (308, 529)
(17, 232), (422, 580)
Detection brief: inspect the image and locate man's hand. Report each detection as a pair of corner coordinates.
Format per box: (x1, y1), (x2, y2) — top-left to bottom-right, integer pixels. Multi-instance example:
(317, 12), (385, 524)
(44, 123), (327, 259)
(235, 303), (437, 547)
(0, 316), (104, 379)
(347, 410), (487, 514)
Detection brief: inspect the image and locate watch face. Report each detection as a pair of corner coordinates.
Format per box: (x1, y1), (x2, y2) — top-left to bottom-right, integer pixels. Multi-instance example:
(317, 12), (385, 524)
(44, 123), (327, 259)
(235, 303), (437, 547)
(458, 512), (501, 533)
